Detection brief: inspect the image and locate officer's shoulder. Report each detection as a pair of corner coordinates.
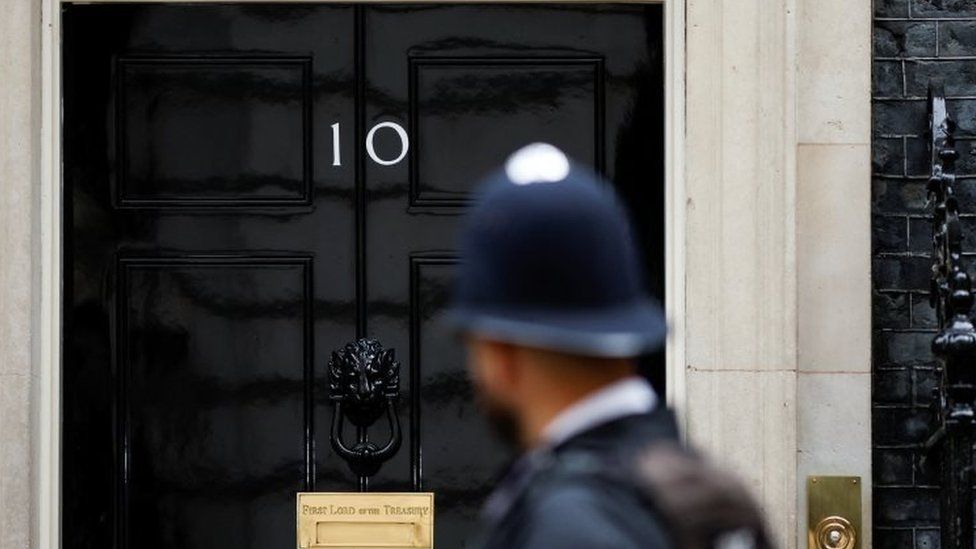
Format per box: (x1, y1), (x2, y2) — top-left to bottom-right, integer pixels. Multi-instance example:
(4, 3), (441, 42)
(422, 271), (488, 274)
(532, 458), (640, 515)
(522, 482), (633, 543)
(519, 475), (673, 548)
(539, 457), (668, 519)
(531, 472), (610, 509)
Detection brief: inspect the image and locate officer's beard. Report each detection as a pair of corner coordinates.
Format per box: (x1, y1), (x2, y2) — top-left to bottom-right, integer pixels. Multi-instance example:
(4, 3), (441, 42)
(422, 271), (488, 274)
(479, 395), (522, 450)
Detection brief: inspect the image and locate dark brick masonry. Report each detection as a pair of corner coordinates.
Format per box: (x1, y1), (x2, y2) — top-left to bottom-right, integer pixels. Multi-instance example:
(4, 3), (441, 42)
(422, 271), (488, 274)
(874, 1), (976, 547)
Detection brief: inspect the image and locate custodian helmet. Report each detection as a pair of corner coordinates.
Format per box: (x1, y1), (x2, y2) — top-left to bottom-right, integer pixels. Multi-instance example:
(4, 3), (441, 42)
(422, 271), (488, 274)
(445, 143), (666, 358)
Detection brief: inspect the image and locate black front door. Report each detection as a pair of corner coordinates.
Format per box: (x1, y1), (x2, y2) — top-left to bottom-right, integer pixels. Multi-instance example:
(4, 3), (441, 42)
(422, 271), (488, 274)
(62, 4), (664, 548)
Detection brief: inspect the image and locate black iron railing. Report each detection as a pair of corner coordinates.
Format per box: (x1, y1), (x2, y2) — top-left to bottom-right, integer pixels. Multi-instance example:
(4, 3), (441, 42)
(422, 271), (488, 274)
(924, 82), (976, 549)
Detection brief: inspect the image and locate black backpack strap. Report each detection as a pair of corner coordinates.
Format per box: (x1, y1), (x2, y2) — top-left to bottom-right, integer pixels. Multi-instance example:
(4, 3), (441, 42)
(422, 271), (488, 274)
(631, 443), (775, 549)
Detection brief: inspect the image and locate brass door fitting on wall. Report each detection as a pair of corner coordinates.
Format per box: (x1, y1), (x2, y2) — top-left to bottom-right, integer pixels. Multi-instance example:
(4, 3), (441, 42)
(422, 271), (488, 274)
(807, 476), (861, 549)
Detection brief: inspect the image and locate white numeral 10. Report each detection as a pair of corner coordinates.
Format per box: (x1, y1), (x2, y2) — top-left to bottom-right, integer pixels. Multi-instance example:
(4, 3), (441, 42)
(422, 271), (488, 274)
(331, 121), (410, 167)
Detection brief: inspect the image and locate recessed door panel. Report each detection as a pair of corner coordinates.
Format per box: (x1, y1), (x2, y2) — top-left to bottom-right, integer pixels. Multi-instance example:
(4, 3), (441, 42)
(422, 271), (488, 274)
(118, 57), (312, 206)
(409, 58), (601, 206)
(121, 258), (311, 548)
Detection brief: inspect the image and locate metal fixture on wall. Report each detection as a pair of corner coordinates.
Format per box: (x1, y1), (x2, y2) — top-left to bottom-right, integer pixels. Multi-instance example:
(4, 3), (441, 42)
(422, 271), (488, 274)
(807, 476), (861, 549)
(329, 339), (402, 487)
(923, 82), (976, 549)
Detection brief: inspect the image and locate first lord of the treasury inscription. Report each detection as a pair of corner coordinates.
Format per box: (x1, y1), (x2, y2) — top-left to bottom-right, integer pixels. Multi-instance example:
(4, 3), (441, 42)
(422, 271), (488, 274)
(297, 493), (435, 549)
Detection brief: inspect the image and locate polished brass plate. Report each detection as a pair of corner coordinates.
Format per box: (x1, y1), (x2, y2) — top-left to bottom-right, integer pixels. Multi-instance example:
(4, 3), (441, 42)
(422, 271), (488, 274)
(297, 492), (434, 549)
(807, 476), (861, 549)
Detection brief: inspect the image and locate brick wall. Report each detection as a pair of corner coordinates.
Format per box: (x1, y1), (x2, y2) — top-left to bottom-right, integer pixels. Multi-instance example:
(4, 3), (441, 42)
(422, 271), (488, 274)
(873, 1), (976, 547)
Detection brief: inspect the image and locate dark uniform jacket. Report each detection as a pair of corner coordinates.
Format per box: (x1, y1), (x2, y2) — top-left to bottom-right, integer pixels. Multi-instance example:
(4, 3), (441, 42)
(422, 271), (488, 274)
(474, 406), (680, 549)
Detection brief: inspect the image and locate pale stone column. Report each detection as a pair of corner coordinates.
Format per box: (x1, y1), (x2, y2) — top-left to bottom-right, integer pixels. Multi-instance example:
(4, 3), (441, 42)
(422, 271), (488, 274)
(795, 0), (872, 547)
(683, 1), (872, 548)
(0, 0), (41, 547)
(684, 1), (799, 547)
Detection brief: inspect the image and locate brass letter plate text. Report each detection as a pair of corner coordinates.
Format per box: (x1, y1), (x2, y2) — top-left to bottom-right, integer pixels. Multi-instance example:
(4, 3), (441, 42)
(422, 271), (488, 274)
(297, 492), (434, 549)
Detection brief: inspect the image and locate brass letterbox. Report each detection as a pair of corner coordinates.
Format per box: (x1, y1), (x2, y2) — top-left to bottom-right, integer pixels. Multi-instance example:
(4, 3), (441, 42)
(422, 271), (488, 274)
(297, 492), (434, 549)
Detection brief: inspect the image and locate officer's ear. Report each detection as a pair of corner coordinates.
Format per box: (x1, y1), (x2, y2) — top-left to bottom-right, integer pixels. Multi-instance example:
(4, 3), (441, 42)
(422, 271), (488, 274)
(464, 337), (517, 395)
(490, 341), (522, 390)
(471, 338), (521, 393)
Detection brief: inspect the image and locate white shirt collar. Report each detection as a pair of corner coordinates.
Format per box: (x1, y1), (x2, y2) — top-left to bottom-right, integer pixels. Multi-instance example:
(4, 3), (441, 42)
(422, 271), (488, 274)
(542, 376), (658, 448)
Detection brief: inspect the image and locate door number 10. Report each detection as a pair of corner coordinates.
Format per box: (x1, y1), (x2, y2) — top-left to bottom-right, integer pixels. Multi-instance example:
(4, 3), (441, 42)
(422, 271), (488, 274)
(331, 122), (409, 167)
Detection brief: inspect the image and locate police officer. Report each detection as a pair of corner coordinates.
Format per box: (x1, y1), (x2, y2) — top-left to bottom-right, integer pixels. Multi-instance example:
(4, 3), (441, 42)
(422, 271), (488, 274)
(446, 143), (770, 549)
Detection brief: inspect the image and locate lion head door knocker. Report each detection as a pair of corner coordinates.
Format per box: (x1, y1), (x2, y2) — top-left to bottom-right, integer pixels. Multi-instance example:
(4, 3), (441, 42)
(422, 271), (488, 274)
(329, 339), (402, 478)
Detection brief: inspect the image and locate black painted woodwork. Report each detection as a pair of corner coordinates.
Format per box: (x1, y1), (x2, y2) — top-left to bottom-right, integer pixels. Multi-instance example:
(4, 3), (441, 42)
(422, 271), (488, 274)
(62, 5), (664, 548)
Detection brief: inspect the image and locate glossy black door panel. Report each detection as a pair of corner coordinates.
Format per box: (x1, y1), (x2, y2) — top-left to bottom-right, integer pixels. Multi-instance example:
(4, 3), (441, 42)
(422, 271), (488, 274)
(64, 6), (356, 549)
(63, 5), (664, 549)
(409, 58), (601, 206)
(361, 6), (663, 547)
(118, 57), (312, 206)
(121, 258), (311, 547)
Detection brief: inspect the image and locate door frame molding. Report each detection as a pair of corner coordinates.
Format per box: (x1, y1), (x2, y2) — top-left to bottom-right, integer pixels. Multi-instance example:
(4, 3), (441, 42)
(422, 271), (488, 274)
(36, 1), (685, 547)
